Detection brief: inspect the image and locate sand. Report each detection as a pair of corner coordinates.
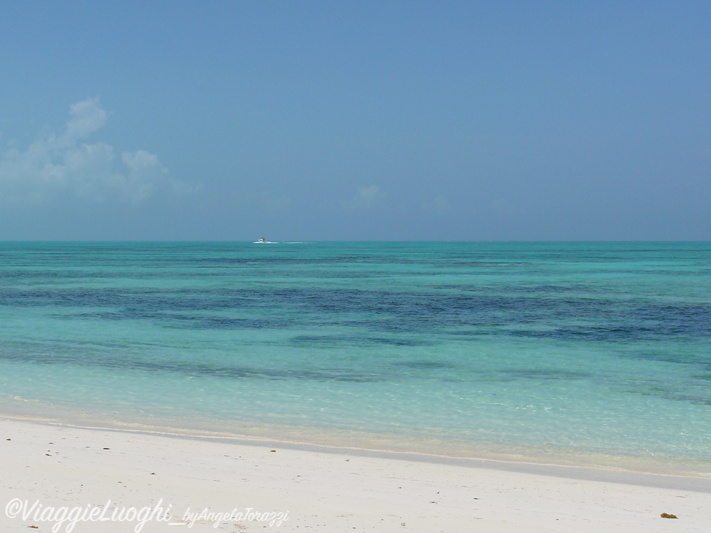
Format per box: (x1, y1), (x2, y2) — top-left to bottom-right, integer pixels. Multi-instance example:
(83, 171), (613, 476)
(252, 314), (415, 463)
(1, 418), (709, 532)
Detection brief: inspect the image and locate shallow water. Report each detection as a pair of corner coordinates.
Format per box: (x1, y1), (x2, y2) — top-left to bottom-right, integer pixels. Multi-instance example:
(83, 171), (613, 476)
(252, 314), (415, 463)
(1, 241), (710, 472)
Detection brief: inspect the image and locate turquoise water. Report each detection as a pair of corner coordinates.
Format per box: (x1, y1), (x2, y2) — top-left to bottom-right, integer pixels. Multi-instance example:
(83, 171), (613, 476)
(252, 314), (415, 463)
(1, 242), (710, 472)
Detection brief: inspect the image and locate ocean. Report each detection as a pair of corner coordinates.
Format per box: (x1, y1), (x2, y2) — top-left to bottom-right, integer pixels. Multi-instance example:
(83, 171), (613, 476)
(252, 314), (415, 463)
(1, 241), (709, 474)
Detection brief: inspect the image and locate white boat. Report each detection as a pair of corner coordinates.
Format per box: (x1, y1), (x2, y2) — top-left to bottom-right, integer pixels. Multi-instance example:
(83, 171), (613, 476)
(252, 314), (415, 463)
(253, 237), (276, 244)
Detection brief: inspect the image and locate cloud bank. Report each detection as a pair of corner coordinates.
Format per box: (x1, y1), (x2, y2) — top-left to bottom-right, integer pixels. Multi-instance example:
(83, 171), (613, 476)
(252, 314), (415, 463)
(0, 98), (189, 205)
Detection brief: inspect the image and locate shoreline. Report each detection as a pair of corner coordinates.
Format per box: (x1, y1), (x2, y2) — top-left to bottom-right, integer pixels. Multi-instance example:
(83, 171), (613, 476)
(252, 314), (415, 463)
(5, 416), (711, 492)
(2, 406), (711, 480)
(2, 418), (710, 532)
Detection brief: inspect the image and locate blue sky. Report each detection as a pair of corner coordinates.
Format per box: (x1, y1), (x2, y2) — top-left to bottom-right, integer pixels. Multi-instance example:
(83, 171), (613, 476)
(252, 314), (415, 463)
(1, 1), (709, 240)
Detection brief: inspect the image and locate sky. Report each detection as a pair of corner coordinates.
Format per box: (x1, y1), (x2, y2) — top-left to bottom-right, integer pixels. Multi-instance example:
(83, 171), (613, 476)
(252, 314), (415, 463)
(0, 1), (709, 241)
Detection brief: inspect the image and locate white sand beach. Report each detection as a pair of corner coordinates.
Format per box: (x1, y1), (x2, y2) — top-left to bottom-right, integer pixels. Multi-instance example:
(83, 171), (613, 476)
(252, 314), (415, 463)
(1, 418), (709, 532)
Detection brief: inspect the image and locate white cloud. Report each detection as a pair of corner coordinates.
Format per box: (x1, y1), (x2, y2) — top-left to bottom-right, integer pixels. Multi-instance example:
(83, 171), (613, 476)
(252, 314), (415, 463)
(60, 97), (108, 146)
(0, 98), (190, 206)
(121, 150), (169, 205)
(343, 184), (386, 210)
